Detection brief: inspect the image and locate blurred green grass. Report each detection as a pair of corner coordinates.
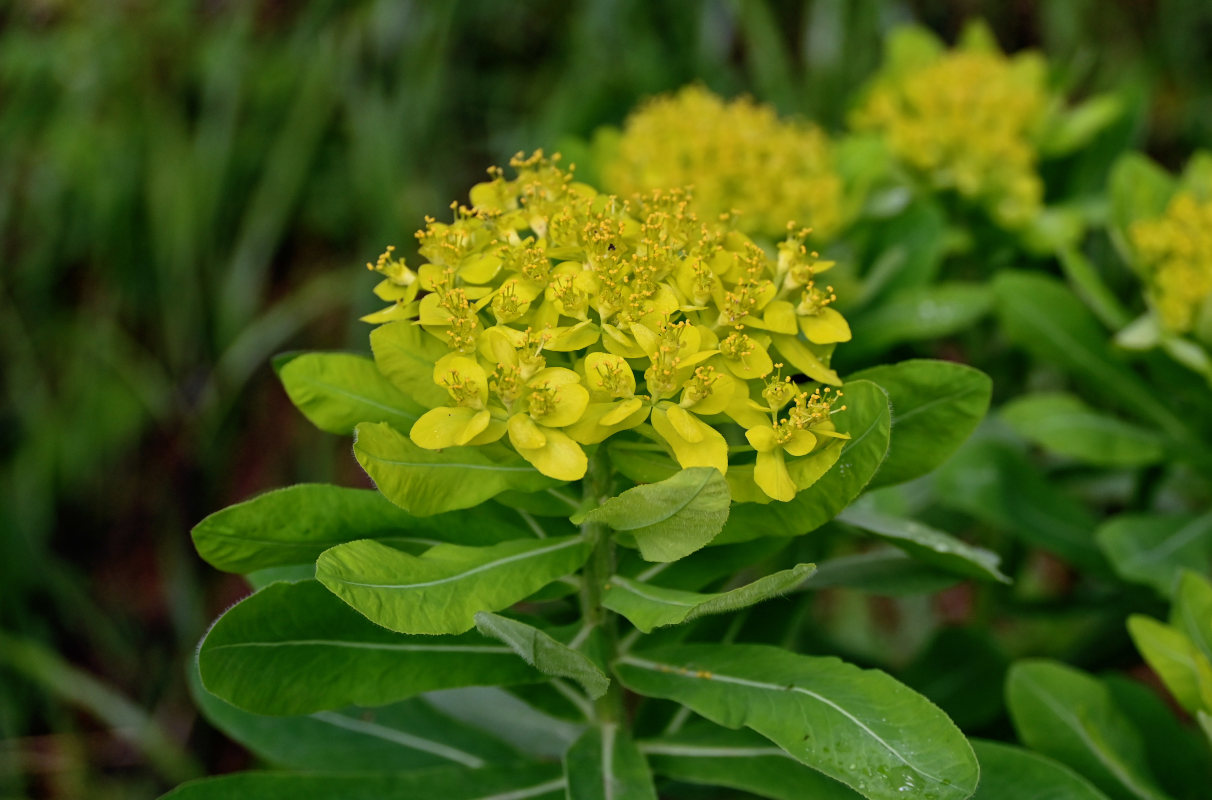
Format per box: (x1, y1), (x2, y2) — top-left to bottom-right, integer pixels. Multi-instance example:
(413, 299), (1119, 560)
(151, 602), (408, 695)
(0, 0), (1209, 796)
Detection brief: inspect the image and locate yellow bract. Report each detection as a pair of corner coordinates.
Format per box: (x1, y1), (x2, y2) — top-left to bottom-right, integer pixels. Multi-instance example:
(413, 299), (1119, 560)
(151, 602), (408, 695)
(599, 85), (843, 241)
(367, 153), (852, 501)
(1131, 192), (1212, 334)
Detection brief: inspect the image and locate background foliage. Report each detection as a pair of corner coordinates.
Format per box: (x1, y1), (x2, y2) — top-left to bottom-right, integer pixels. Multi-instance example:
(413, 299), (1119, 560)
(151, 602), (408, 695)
(2, 0), (1211, 797)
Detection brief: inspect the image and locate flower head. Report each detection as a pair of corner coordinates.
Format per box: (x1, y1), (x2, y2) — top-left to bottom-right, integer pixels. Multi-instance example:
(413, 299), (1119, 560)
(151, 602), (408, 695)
(598, 85), (843, 241)
(852, 27), (1047, 229)
(369, 152), (852, 501)
(1131, 191), (1212, 334)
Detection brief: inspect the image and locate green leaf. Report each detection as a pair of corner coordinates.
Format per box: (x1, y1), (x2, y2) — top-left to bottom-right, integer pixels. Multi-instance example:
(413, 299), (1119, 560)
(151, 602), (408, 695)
(473, 612), (609, 700)
(849, 360), (991, 488)
(1006, 660), (1170, 800)
(354, 421), (557, 516)
(836, 506), (1008, 583)
(1173, 570), (1212, 659)
(615, 644), (978, 800)
(642, 726), (863, 799)
(1001, 393), (1166, 467)
(161, 764), (566, 800)
(900, 628), (1008, 730)
(718, 380), (891, 543)
(1103, 675), (1212, 800)
(969, 740), (1111, 800)
(992, 271), (1183, 438)
(602, 564), (815, 633)
(316, 536), (591, 635)
(1108, 153), (1176, 264)
(805, 549), (961, 595)
(576, 467), (730, 562)
(277, 352), (422, 435)
(563, 724), (658, 800)
(188, 658), (521, 772)
(1040, 94), (1123, 157)
(1097, 512), (1212, 594)
(846, 283), (993, 359)
(369, 320), (450, 409)
(197, 581), (541, 715)
(192, 484), (532, 573)
(935, 438), (1106, 574)
(1127, 615), (1207, 714)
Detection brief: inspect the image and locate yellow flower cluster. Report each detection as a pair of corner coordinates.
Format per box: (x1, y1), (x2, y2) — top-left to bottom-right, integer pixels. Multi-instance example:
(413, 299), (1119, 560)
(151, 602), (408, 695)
(852, 47), (1047, 228)
(366, 152), (851, 502)
(1131, 192), (1212, 333)
(599, 86), (843, 241)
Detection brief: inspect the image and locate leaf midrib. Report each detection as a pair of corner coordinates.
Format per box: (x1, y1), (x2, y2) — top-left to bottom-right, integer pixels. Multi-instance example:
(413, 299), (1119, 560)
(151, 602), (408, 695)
(326, 537), (584, 590)
(617, 655), (943, 784)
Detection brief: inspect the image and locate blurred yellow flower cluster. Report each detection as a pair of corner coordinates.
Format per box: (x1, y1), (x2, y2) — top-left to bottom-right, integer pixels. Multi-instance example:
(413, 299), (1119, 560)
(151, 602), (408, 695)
(366, 152), (850, 501)
(599, 85), (843, 242)
(1131, 192), (1212, 333)
(852, 44), (1047, 228)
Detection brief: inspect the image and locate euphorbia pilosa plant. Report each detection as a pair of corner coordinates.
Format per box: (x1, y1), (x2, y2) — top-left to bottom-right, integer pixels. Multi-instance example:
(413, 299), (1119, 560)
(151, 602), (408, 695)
(172, 153), (1003, 800)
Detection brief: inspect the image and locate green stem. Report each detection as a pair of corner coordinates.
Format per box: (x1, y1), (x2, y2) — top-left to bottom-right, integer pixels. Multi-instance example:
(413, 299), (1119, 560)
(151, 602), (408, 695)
(580, 448), (624, 724)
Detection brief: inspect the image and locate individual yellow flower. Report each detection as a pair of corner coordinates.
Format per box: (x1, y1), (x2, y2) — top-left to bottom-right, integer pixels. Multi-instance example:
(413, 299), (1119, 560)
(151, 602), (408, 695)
(1131, 192), (1212, 334)
(852, 27), (1047, 229)
(598, 85), (843, 240)
(745, 383), (849, 501)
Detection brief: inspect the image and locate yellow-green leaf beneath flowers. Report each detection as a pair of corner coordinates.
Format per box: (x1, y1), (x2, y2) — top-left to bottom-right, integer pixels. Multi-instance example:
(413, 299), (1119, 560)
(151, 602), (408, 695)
(277, 353), (423, 435)
(370, 321), (450, 409)
(317, 536), (592, 635)
(754, 449), (796, 502)
(651, 407), (728, 475)
(355, 422), (556, 516)
(511, 423), (587, 481)
(576, 467), (730, 562)
(799, 307), (852, 344)
(603, 564), (815, 633)
(474, 612), (609, 699)
(770, 334), (840, 385)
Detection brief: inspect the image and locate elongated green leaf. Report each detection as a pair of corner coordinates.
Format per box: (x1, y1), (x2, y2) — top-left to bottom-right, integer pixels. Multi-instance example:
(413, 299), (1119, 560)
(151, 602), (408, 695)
(1097, 512), (1212, 594)
(603, 564), (814, 633)
(161, 764), (566, 800)
(970, 740), (1111, 800)
(277, 352), (422, 435)
(1173, 571), (1212, 658)
(576, 467), (729, 562)
(1127, 616), (1207, 714)
(615, 644), (978, 800)
(641, 726), (862, 799)
(849, 360), (991, 488)
(354, 421), (557, 516)
(1001, 393), (1166, 467)
(369, 320), (450, 409)
(847, 282), (993, 358)
(189, 659), (521, 772)
(1108, 153), (1176, 263)
(1006, 660), (1170, 800)
(805, 550), (960, 595)
(424, 687), (584, 759)
(719, 380), (891, 543)
(564, 724), (658, 800)
(317, 536), (591, 635)
(935, 438), (1106, 573)
(198, 581), (540, 715)
(900, 628), (1008, 730)
(836, 507), (1009, 583)
(1199, 712), (1212, 751)
(192, 484), (531, 573)
(474, 612), (608, 700)
(993, 272), (1183, 437)
(1103, 675), (1212, 800)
